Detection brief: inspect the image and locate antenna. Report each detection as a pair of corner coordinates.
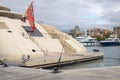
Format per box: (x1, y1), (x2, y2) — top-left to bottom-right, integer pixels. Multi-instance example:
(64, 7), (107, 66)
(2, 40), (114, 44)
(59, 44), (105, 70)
(85, 29), (87, 36)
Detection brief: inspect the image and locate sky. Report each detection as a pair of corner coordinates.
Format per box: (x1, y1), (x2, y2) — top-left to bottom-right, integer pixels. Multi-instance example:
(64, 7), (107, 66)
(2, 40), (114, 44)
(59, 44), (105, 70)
(0, 0), (120, 31)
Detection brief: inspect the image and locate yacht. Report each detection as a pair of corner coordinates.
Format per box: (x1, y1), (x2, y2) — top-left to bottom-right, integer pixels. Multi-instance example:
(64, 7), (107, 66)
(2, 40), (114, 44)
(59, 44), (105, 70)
(76, 35), (98, 46)
(0, 2), (103, 67)
(99, 38), (120, 46)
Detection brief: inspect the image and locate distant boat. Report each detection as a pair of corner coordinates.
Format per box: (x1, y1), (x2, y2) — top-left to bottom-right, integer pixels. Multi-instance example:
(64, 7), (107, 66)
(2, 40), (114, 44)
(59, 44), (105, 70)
(99, 38), (120, 46)
(76, 35), (98, 46)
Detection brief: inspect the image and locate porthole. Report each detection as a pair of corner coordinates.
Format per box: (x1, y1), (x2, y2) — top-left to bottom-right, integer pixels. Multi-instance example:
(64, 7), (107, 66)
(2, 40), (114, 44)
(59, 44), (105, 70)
(8, 30), (12, 33)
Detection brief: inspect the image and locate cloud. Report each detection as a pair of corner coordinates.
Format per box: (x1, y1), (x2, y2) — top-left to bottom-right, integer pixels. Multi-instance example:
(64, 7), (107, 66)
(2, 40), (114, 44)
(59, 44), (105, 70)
(0, 0), (120, 30)
(0, 0), (30, 13)
(92, 0), (120, 24)
(35, 0), (98, 26)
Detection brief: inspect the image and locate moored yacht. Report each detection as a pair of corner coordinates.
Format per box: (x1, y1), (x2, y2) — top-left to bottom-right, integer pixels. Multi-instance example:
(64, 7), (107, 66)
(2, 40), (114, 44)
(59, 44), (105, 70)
(0, 2), (103, 67)
(76, 35), (98, 46)
(99, 38), (120, 46)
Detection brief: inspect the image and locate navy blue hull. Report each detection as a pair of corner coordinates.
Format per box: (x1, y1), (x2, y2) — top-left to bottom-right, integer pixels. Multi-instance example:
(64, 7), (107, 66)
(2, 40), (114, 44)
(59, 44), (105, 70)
(100, 42), (120, 46)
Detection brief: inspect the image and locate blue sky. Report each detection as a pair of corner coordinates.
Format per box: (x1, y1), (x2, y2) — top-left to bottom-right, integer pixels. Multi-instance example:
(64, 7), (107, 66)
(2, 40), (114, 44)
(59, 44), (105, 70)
(0, 0), (120, 30)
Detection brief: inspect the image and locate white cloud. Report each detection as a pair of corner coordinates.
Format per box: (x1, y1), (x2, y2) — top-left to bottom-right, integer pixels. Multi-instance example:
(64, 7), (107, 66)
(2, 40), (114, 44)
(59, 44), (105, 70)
(0, 0), (120, 30)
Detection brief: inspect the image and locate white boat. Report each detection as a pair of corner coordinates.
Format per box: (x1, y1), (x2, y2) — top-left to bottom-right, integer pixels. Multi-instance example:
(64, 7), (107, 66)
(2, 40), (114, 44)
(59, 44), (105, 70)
(76, 35), (98, 46)
(0, 3), (103, 67)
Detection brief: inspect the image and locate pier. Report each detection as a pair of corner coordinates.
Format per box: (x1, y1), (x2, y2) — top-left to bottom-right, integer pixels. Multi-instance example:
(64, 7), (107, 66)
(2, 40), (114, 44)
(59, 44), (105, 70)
(0, 65), (120, 80)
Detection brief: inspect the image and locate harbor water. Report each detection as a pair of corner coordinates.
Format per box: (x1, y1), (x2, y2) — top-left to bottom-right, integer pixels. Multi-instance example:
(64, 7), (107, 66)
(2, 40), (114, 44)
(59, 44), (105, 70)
(60, 46), (120, 70)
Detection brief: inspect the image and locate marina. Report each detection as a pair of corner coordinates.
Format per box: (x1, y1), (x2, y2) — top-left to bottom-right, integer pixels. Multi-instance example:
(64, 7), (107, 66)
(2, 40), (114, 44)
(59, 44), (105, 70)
(0, 4), (103, 67)
(0, 1), (120, 80)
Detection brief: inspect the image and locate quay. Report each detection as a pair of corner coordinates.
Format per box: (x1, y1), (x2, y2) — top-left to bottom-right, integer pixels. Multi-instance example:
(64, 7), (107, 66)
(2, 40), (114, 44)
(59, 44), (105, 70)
(0, 65), (120, 80)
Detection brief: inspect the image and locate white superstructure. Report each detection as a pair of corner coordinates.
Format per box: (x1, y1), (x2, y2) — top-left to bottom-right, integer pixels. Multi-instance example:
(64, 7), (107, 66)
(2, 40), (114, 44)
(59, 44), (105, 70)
(76, 35), (97, 46)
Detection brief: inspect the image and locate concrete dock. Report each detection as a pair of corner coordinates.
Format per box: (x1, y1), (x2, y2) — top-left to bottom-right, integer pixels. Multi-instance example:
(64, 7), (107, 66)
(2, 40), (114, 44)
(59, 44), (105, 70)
(0, 65), (120, 80)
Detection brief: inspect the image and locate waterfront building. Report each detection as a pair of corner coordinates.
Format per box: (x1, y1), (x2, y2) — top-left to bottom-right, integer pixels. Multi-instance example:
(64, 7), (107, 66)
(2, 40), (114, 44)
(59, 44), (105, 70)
(114, 27), (120, 39)
(87, 28), (112, 40)
(69, 25), (82, 37)
(88, 28), (101, 37)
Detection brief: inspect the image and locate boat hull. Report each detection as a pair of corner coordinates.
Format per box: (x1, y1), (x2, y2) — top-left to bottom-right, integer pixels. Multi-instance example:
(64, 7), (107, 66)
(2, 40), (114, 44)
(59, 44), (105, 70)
(100, 41), (120, 46)
(80, 42), (98, 46)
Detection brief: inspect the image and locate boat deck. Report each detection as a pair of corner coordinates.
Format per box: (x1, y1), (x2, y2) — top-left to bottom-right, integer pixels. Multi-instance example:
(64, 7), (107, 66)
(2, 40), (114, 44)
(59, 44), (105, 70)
(19, 52), (103, 67)
(1, 52), (103, 68)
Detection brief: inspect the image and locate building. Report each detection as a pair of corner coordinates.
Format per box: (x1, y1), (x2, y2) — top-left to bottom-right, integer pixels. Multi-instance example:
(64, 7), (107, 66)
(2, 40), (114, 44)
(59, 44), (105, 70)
(114, 27), (120, 39)
(69, 25), (82, 37)
(88, 28), (101, 37)
(87, 28), (112, 40)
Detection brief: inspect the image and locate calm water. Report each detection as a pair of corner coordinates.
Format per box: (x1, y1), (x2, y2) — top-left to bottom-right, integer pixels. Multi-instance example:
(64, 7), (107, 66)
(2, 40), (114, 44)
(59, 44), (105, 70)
(60, 46), (120, 70)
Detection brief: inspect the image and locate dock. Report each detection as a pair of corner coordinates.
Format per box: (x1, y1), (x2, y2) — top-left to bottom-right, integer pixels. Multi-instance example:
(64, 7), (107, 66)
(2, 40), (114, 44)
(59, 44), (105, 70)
(0, 65), (120, 80)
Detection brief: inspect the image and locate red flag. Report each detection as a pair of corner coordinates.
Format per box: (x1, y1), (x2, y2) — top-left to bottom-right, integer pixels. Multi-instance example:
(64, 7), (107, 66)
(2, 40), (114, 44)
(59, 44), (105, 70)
(26, 1), (35, 31)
